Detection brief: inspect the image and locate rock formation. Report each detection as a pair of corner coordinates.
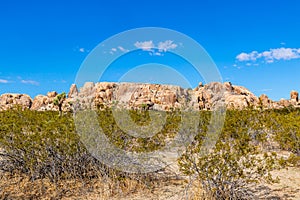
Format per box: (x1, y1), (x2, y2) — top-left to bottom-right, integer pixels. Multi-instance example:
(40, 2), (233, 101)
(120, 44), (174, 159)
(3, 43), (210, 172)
(68, 84), (78, 98)
(0, 82), (299, 111)
(31, 93), (58, 111)
(0, 94), (32, 111)
(290, 90), (299, 105)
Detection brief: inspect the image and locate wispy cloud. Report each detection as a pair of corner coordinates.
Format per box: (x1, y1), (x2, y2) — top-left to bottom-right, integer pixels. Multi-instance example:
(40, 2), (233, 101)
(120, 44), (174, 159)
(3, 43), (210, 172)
(53, 80), (67, 83)
(21, 80), (39, 86)
(0, 79), (8, 84)
(134, 40), (178, 56)
(118, 46), (129, 53)
(254, 88), (273, 93)
(134, 41), (155, 51)
(78, 47), (90, 53)
(236, 47), (300, 64)
(109, 46), (129, 54)
(157, 40), (177, 52)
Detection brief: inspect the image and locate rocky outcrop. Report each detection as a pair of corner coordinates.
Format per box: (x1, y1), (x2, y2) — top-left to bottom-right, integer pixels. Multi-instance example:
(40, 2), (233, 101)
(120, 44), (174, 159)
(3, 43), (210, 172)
(290, 90), (299, 105)
(192, 82), (260, 110)
(31, 94), (58, 111)
(193, 82), (226, 110)
(76, 82), (188, 111)
(226, 83), (259, 109)
(278, 99), (291, 107)
(0, 94), (32, 110)
(0, 82), (299, 111)
(68, 84), (78, 98)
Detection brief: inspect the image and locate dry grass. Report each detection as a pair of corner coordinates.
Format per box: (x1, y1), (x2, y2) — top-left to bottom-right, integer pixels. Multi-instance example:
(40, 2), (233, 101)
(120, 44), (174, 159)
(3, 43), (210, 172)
(0, 171), (153, 199)
(1, 164), (300, 199)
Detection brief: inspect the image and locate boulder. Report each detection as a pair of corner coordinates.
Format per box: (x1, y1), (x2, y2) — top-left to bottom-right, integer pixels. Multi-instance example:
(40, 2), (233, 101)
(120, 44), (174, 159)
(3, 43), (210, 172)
(224, 82), (233, 92)
(226, 95), (249, 109)
(31, 94), (58, 111)
(290, 90), (298, 102)
(68, 84), (78, 98)
(259, 94), (272, 108)
(279, 99), (292, 107)
(0, 93), (32, 110)
(2, 81), (299, 112)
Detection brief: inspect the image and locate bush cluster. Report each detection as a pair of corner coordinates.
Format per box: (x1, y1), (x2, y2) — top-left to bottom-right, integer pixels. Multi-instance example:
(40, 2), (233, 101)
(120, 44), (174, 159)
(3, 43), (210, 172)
(0, 107), (299, 199)
(178, 108), (300, 199)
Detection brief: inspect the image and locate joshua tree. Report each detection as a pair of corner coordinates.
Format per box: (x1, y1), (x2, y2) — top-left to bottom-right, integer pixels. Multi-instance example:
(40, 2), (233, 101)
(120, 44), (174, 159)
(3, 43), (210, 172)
(53, 92), (66, 116)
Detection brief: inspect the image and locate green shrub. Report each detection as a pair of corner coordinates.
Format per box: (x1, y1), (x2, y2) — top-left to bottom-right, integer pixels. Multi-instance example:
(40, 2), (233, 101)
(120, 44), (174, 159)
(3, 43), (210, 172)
(0, 108), (106, 182)
(0, 107), (299, 199)
(178, 109), (291, 199)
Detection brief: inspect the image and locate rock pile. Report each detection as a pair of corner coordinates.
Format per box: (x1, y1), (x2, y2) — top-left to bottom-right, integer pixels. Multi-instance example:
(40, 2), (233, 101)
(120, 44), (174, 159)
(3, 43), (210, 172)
(0, 82), (299, 111)
(0, 94), (32, 111)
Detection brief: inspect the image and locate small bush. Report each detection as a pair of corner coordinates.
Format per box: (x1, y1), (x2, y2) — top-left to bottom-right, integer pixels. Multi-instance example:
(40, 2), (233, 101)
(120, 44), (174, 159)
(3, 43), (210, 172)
(178, 109), (291, 200)
(0, 108), (105, 182)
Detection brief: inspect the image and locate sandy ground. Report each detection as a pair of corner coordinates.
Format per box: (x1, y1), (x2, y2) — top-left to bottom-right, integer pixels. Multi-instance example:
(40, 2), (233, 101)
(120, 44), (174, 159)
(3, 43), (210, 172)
(263, 167), (300, 200)
(65, 167), (300, 200)
(1, 166), (299, 199)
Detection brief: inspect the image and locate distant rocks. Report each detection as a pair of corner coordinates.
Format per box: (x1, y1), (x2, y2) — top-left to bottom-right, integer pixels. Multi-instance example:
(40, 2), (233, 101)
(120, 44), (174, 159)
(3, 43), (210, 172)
(68, 84), (78, 98)
(31, 93), (58, 111)
(290, 90), (299, 103)
(0, 94), (32, 111)
(0, 82), (299, 111)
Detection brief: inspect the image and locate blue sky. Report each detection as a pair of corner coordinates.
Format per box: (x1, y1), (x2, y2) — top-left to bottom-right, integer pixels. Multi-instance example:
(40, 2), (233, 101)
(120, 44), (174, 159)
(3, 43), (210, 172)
(1, 0), (300, 100)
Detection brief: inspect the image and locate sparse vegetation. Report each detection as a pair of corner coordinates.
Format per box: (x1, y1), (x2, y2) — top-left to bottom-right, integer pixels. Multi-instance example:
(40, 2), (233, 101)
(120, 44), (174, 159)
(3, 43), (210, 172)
(0, 107), (299, 199)
(53, 92), (66, 116)
(178, 108), (300, 199)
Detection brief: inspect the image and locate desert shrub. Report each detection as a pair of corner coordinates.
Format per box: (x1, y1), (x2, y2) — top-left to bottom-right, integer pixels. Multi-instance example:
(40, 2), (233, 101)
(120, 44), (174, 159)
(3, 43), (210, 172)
(1, 107), (299, 199)
(96, 108), (182, 152)
(268, 108), (300, 155)
(179, 109), (287, 200)
(0, 107), (105, 182)
(53, 92), (66, 116)
(0, 107), (183, 198)
(0, 108), (182, 178)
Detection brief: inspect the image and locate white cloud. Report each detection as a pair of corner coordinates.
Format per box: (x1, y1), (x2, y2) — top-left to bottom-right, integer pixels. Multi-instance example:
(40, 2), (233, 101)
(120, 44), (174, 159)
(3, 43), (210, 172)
(157, 40), (177, 52)
(151, 52), (163, 56)
(134, 40), (155, 51)
(118, 46), (129, 53)
(0, 79), (8, 83)
(134, 40), (178, 54)
(236, 47), (300, 63)
(109, 46), (129, 54)
(259, 88), (273, 92)
(236, 53), (251, 61)
(21, 80), (39, 86)
(271, 48), (300, 60)
(79, 48), (85, 53)
(236, 51), (260, 61)
(109, 48), (117, 54)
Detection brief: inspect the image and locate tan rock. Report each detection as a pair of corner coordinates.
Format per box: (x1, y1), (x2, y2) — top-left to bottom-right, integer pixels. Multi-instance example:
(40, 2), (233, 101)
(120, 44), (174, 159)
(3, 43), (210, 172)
(68, 84), (78, 98)
(279, 99), (291, 107)
(2, 81), (299, 112)
(47, 91), (57, 98)
(290, 90), (298, 102)
(31, 95), (57, 111)
(0, 93), (32, 110)
(259, 94), (272, 108)
(224, 82), (233, 92)
(226, 95), (249, 109)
